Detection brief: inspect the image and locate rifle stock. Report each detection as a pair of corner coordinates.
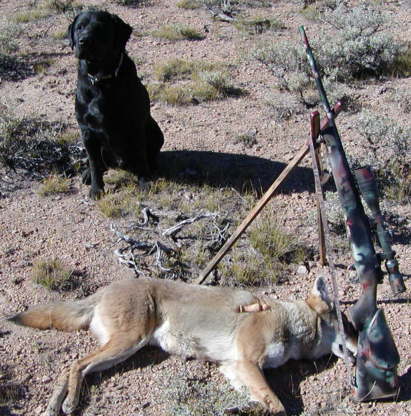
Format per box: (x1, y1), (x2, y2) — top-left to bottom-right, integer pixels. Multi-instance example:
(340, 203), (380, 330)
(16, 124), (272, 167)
(300, 26), (400, 401)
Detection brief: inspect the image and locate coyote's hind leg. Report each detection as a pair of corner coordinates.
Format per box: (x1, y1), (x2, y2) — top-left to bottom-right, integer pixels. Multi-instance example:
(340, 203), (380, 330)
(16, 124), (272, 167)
(62, 333), (151, 414)
(43, 369), (69, 416)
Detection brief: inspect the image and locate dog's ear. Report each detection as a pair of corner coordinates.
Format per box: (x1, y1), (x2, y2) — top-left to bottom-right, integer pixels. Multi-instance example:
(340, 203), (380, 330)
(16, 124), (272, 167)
(68, 14), (80, 50)
(306, 276), (332, 315)
(111, 14), (133, 50)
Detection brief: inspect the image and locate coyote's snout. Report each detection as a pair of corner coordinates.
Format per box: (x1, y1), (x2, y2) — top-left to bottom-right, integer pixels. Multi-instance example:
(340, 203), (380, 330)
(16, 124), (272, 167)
(8, 277), (357, 415)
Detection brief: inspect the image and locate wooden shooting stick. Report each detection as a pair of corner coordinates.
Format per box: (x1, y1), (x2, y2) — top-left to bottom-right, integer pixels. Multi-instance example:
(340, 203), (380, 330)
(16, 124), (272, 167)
(195, 102), (342, 285)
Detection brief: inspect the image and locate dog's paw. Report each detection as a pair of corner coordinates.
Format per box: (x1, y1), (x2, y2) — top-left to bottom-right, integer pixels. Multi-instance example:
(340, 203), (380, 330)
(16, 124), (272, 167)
(81, 169), (91, 185)
(89, 187), (104, 200)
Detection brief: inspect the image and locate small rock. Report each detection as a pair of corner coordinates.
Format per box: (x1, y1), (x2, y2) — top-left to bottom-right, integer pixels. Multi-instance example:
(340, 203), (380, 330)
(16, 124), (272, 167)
(297, 265), (308, 275)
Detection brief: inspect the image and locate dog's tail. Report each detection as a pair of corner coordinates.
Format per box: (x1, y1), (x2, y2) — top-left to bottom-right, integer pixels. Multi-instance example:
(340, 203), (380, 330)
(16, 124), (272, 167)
(7, 292), (101, 332)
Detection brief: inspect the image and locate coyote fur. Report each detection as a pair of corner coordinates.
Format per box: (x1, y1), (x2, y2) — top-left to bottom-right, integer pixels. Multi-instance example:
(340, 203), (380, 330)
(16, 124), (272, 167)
(8, 277), (357, 415)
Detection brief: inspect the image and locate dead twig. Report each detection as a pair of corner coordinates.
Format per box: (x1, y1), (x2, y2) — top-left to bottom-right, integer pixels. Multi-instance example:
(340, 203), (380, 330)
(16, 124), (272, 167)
(162, 212), (217, 239)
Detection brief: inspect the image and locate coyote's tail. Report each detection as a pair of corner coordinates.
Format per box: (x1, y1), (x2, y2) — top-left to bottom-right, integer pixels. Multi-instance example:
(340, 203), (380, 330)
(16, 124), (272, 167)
(7, 293), (100, 332)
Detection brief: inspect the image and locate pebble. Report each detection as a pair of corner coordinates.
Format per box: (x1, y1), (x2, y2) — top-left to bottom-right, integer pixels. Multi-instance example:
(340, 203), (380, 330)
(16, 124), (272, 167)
(297, 265), (309, 274)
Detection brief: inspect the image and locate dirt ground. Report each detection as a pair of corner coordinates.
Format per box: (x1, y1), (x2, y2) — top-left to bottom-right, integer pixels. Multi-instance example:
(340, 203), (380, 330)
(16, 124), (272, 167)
(0, 1), (410, 415)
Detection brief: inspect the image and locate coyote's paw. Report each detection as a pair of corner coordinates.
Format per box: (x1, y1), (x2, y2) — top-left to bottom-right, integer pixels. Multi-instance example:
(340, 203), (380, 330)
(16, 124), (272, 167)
(62, 398), (77, 414)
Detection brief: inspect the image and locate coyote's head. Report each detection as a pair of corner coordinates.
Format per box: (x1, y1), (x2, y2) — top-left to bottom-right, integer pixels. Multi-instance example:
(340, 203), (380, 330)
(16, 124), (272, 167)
(307, 277), (358, 363)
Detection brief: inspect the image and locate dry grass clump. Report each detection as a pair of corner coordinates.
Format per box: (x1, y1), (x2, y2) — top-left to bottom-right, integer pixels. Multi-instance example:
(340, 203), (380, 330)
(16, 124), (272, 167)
(234, 16), (284, 35)
(233, 129), (257, 149)
(14, 0), (81, 22)
(32, 258), (76, 291)
(37, 175), (71, 196)
(97, 184), (142, 218)
(219, 211), (310, 286)
(152, 24), (205, 41)
(154, 59), (218, 82)
(149, 59), (243, 105)
(176, 0), (202, 9)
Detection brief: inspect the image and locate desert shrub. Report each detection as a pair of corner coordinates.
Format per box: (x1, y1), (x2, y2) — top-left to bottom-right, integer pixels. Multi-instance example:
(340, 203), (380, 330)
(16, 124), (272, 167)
(0, 116), (83, 177)
(37, 175), (71, 196)
(255, 3), (406, 97)
(32, 258), (76, 291)
(349, 111), (410, 202)
(318, 4), (405, 80)
(0, 20), (21, 54)
(253, 40), (310, 100)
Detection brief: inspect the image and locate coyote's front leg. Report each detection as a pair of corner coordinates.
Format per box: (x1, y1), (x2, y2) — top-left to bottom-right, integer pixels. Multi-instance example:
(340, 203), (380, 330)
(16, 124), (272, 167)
(235, 360), (286, 415)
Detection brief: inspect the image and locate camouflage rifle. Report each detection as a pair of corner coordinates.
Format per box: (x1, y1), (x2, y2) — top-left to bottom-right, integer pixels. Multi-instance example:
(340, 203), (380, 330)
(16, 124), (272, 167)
(300, 26), (402, 401)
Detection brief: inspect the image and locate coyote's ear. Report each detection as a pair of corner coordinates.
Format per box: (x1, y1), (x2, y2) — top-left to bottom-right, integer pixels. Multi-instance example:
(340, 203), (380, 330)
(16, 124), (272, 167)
(306, 276), (332, 315)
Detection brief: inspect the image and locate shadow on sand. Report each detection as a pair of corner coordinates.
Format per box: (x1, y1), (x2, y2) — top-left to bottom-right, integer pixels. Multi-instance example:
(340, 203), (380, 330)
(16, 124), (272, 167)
(158, 150), (314, 195)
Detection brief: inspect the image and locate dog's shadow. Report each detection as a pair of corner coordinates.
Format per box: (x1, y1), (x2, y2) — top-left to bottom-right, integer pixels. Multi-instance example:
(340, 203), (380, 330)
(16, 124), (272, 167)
(158, 150), (315, 195)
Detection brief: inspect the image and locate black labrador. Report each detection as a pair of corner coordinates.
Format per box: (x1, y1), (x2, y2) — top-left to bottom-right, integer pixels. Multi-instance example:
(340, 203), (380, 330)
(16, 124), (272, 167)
(69, 10), (164, 199)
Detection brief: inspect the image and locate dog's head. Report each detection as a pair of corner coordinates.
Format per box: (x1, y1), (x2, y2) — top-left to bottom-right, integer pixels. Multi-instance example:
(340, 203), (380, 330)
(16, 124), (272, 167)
(68, 10), (132, 62)
(306, 277), (358, 363)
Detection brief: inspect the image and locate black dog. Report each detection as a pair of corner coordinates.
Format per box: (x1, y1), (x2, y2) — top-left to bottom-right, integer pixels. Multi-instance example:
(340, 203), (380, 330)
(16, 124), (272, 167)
(68, 10), (164, 199)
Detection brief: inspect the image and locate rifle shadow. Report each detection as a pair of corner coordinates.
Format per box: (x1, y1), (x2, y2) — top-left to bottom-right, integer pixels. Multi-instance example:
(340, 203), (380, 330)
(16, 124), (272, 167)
(157, 150), (315, 195)
(264, 355), (342, 415)
(398, 366), (411, 401)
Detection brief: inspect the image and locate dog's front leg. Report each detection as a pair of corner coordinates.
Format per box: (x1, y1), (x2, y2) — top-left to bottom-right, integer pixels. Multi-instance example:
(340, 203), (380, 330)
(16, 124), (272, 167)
(43, 369), (69, 416)
(82, 130), (105, 200)
(235, 360), (286, 415)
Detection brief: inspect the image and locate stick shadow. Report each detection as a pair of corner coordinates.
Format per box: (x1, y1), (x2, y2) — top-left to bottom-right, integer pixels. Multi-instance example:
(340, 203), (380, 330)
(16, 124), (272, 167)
(158, 150), (314, 195)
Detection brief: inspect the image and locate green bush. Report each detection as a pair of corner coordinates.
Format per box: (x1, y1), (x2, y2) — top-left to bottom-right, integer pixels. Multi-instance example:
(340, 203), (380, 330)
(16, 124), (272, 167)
(318, 3), (405, 80)
(350, 112), (410, 202)
(255, 3), (406, 91)
(0, 20), (21, 53)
